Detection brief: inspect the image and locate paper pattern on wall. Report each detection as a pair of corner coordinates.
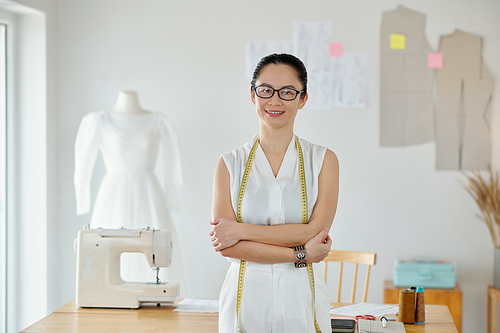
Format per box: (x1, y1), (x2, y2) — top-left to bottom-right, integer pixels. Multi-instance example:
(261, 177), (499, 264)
(293, 21), (332, 74)
(245, 41), (293, 80)
(380, 5), (434, 146)
(304, 53), (367, 110)
(293, 21), (333, 111)
(245, 21), (367, 111)
(330, 53), (367, 108)
(435, 30), (494, 171)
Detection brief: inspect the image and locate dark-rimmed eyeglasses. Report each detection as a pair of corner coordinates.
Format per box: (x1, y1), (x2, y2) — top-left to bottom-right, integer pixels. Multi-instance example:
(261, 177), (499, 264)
(253, 85), (304, 101)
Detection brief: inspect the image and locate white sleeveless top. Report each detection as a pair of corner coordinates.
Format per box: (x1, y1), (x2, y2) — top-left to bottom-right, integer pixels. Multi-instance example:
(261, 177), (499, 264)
(223, 134), (327, 227)
(219, 134), (330, 333)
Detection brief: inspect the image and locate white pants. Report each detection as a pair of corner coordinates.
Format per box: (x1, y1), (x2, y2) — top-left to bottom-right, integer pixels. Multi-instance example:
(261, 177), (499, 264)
(218, 261), (330, 333)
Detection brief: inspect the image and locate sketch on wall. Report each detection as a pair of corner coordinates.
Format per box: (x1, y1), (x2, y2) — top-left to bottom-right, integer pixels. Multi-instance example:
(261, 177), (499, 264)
(379, 5), (435, 147)
(244, 21), (368, 111)
(330, 53), (367, 108)
(307, 53), (368, 110)
(245, 41), (293, 80)
(293, 21), (332, 74)
(435, 30), (494, 171)
(293, 21), (333, 111)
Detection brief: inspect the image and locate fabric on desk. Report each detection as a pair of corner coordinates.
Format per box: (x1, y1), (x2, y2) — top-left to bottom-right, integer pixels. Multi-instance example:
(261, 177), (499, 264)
(219, 135), (330, 333)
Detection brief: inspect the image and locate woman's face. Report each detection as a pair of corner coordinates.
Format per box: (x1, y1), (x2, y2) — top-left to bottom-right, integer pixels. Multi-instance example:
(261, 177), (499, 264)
(251, 64), (307, 131)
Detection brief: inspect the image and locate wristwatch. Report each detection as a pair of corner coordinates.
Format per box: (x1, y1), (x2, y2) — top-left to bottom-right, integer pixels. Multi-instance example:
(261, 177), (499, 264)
(293, 245), (307, 268)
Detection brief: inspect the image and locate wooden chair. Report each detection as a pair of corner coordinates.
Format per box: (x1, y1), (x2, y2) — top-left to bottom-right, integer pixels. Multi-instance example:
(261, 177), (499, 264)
(323, 250), (377, 303)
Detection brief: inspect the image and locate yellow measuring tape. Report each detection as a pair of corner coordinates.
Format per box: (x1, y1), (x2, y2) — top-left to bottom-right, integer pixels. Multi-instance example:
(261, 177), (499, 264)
(235, 136), (321, 333)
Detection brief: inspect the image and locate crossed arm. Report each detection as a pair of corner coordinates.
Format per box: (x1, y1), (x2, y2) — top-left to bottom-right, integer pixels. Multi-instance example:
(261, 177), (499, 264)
(209, 149), (339, 264)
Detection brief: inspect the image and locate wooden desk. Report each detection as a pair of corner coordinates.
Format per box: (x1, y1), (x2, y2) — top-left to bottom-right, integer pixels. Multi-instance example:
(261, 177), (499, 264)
(384, 280), (462, 333)
(22, 299), (458, 332)
(488, 285), (500, 333)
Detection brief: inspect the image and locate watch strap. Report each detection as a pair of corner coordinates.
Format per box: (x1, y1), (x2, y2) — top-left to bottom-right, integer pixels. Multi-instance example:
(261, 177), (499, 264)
(293, 245), (307, 268)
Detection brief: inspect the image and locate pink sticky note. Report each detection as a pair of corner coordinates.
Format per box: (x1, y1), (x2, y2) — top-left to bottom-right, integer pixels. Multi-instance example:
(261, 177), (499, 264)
(329, 43), (343, 57)
(427, 53), (443, 68)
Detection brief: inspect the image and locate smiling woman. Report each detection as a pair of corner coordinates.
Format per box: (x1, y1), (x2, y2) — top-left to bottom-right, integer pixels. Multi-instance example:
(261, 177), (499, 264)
(209, 53), (339, 333)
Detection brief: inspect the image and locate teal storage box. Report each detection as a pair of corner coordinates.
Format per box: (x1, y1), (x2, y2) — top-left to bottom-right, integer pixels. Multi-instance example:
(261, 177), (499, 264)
(393, 258), (456, 289)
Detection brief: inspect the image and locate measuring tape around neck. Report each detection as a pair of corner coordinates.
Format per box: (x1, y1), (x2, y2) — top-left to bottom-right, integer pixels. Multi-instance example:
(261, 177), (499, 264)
(235, 136), (321, 333)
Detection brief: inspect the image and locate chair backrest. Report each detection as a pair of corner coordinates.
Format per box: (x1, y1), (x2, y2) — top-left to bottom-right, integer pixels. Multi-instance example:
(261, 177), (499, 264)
(323, 250), (377, 303)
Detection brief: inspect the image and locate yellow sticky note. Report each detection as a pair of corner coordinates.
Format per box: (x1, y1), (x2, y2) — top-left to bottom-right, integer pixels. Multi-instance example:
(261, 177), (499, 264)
(390, 34), (406, 50)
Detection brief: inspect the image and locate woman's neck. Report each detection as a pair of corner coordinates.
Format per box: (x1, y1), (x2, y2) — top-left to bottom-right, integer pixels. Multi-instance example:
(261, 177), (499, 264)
(259, 127), (294, 156)
(112, 91), (147, 114)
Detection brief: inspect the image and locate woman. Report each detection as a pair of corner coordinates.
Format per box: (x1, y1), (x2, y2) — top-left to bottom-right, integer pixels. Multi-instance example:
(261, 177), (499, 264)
(210, 53), (339, 333)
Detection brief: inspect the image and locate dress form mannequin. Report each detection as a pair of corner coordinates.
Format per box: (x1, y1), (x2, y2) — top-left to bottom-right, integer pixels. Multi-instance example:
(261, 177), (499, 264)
(111, 90), (149, 114)
(74, 92), (186, 294)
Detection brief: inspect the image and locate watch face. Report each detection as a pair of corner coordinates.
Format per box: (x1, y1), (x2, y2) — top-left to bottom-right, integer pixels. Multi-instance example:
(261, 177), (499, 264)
(297, 252), (306, 260)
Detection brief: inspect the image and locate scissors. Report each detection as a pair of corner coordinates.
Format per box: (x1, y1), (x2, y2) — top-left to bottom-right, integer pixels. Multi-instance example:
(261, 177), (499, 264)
(355, 314), (376, 321)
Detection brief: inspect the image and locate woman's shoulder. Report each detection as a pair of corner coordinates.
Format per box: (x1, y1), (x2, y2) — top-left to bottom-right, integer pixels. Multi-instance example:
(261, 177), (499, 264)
(323, 149), (339, 169)
(221, 135), (259, 175)
(297, 136), (338, 171)
(297, 136), (329, 157)
(222, 135), (258, 160)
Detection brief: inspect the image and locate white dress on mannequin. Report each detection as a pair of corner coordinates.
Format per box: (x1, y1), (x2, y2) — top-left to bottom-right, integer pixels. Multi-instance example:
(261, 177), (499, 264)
(74, 91), (185, 289)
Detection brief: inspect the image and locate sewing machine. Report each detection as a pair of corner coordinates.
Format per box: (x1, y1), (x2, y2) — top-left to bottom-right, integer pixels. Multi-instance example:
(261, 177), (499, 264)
(75, 227), (179, 308)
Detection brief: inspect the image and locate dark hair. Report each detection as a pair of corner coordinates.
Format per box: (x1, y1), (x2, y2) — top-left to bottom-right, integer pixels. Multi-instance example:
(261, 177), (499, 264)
(251, 53), (308, 95)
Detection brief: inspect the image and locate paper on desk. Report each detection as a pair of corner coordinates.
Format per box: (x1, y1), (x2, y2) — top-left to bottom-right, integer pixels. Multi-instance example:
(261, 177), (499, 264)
(358, 319), (406, 332)
(330, 303), (399, 317)
(173, 298), (219, 313)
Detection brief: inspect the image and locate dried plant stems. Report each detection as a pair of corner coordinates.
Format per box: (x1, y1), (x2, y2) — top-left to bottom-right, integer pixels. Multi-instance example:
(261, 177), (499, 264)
(462, 165), (500, 248)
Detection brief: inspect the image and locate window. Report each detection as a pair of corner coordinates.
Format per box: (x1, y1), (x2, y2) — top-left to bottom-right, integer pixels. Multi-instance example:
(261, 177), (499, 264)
(0, 22), (6, 333)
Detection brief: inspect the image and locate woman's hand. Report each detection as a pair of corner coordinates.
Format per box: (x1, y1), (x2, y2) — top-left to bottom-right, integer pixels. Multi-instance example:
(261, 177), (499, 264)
(209, 217), (242, 251)
(304, 228), (332, 263)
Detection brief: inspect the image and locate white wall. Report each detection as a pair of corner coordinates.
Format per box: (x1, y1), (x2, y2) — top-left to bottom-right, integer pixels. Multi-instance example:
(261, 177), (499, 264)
(50, 0), (500, 332)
